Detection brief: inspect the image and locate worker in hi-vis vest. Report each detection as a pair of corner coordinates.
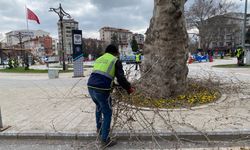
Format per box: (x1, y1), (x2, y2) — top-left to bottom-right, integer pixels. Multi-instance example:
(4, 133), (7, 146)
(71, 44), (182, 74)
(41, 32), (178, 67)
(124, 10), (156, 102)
(87, 44), (135, 148)
(235, 46), (244, 66)
(135, 53), (141, 70)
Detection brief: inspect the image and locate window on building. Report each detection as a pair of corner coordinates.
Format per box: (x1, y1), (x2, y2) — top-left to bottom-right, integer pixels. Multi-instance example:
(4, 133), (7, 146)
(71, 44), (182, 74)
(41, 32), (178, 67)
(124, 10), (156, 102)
(226, 35), (232, 40)
(212, 42), (217, 47)
(227, 42), (232, 46)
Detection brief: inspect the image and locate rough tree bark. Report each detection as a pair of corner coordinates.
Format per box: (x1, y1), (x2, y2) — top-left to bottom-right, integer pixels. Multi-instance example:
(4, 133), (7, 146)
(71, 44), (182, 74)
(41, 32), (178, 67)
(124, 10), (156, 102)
(140, 0), (188, 98)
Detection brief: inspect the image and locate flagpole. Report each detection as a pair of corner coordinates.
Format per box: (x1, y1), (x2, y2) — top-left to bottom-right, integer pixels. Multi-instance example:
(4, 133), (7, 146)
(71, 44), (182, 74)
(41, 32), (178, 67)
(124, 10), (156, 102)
(25, 5), (29, 31)
(25, 4), (31, 70)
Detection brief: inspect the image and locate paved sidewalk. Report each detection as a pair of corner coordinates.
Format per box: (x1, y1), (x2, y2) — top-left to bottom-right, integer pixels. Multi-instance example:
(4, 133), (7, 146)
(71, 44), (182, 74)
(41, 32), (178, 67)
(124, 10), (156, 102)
(0, 58), (250, 140)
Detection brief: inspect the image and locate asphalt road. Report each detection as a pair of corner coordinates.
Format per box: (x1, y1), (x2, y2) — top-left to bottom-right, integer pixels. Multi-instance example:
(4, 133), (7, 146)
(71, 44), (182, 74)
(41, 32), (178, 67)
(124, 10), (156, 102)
(1, 139), (250, 150)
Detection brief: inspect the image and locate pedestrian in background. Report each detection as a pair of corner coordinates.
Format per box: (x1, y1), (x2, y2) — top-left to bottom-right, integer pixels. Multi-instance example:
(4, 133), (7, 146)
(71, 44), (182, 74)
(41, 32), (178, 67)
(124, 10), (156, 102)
(135, 53), (141, 70)
(236, 46), (244, 66)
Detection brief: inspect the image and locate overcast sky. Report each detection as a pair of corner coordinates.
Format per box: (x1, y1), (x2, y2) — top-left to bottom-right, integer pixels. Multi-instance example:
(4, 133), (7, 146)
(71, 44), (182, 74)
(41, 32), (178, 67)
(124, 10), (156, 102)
(0, 0), (245, 40)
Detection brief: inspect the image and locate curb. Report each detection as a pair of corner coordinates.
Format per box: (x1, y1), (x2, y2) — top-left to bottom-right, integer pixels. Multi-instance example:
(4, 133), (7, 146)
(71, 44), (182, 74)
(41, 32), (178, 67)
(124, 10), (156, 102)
(1, 130), (250, 141)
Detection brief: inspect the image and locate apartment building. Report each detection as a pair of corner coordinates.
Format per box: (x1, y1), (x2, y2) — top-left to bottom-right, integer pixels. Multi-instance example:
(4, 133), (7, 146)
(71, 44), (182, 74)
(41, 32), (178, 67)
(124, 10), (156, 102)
(5, 30), (49, 46)
(58, 19), (78, 55)
(99, 27), (133, 49)
(204, 13), (250, 50)
(23, 35), (53, 57)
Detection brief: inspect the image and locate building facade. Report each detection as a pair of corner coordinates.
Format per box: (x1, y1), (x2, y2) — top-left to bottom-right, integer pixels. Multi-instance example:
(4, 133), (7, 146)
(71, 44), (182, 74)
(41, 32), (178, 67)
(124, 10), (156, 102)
(133, 33), (145, 49)
(205, 13), (250, 50)
(99, 27), (133, 49)
(133, 33), (144, 45)
(52, 38), (59, 55)
(5, 30), (50, 47)
(57, 19), (78, 56)
(23, 35), (53, 58)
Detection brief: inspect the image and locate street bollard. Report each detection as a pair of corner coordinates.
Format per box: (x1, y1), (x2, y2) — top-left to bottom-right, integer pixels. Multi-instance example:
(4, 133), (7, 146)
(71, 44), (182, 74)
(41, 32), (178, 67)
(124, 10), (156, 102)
(0, 107), (11, 132)
(0, 107), (3, 128)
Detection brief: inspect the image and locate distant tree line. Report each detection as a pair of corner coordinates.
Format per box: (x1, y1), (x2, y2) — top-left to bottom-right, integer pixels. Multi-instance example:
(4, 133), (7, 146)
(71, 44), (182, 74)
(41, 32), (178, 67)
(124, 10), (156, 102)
(82, 38), (106, 60)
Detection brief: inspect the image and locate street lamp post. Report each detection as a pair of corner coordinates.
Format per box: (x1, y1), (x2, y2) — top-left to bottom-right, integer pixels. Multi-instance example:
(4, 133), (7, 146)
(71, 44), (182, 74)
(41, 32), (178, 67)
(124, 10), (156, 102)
(242, 0), (250, 65)
(49, 3), (71, 71)
(0, 42), (3, 66)
(243, 0), (247, 47)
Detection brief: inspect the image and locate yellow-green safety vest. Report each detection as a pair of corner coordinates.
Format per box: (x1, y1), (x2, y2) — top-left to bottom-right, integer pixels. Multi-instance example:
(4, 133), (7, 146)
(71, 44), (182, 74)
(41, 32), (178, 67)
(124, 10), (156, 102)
(236, 48), (242, 58)
(135, 54), (141, 62)
(92, 53), (118, 80)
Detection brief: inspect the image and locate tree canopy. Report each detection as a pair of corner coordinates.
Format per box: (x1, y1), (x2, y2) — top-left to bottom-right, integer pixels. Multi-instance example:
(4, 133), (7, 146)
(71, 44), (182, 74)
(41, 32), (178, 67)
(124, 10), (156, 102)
(131, 36), (139, 52)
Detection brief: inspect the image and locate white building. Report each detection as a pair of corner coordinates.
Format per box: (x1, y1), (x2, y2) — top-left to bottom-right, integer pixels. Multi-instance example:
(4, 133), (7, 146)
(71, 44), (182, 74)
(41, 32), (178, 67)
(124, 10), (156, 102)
(5, 30), (49, 46)
(58, 19), (78, 56)
(52, 38), (59, 55)
(99, 27), (133, 50)
(133, 33), (144, 45)
(207, 13), (250, 49)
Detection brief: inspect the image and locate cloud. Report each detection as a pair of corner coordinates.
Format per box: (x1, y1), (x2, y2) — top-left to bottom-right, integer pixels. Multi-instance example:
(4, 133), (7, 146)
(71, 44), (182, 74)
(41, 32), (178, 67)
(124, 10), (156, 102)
(0, 0), (154, 39)
(90, 0), (141, 10)
(1, 0), (244, 40)
(86, 0), (153, 35)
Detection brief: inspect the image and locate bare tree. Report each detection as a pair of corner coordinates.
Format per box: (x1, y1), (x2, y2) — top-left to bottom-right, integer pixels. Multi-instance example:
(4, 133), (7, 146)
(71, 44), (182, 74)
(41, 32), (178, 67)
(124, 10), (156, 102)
(186, 0), (238, 50)
(188, 35), (199, 53)
(140, 0), (188, 98)
(199, 15), (231, 49)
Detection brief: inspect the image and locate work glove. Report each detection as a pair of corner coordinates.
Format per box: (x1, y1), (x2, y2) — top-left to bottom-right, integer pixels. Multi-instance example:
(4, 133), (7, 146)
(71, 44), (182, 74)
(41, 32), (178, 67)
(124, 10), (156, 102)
(127, 87), (135, 94)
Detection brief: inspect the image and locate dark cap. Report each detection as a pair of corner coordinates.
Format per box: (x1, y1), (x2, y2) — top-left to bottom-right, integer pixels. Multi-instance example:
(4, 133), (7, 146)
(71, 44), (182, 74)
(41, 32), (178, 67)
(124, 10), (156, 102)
(105, 44), (119, 55)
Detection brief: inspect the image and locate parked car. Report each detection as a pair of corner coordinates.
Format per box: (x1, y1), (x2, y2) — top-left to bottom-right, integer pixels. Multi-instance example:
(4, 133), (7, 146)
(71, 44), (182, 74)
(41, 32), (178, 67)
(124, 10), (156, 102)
(42, 56), (59, 63)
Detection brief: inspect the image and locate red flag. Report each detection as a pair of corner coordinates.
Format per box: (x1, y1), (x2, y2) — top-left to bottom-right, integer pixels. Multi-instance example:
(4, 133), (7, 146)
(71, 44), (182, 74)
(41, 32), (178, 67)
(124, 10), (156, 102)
(27, 8), (40, 24)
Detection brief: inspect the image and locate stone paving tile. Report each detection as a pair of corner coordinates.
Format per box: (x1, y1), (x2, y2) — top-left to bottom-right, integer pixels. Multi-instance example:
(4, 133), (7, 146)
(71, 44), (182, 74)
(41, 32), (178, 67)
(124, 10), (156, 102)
(0, 59), (250, 136)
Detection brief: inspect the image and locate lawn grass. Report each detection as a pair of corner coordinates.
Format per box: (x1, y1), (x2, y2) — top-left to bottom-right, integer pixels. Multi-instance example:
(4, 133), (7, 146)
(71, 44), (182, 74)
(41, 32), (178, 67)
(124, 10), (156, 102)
(0, 67), (72, 73)
(212, 64), (250, 68)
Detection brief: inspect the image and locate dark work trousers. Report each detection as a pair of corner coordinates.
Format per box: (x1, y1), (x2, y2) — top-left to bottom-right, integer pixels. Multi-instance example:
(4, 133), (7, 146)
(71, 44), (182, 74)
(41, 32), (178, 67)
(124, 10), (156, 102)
(88, 88), (112, 142)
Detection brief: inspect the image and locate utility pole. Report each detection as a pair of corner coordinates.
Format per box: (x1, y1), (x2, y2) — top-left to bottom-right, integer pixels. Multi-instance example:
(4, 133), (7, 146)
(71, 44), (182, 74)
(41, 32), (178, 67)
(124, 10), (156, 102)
(49, 4), (71, 71)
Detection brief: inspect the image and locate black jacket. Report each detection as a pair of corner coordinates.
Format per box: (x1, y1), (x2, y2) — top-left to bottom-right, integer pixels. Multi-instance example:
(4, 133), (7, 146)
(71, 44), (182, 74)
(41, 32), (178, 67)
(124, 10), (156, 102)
(87, 60), (131, 91)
